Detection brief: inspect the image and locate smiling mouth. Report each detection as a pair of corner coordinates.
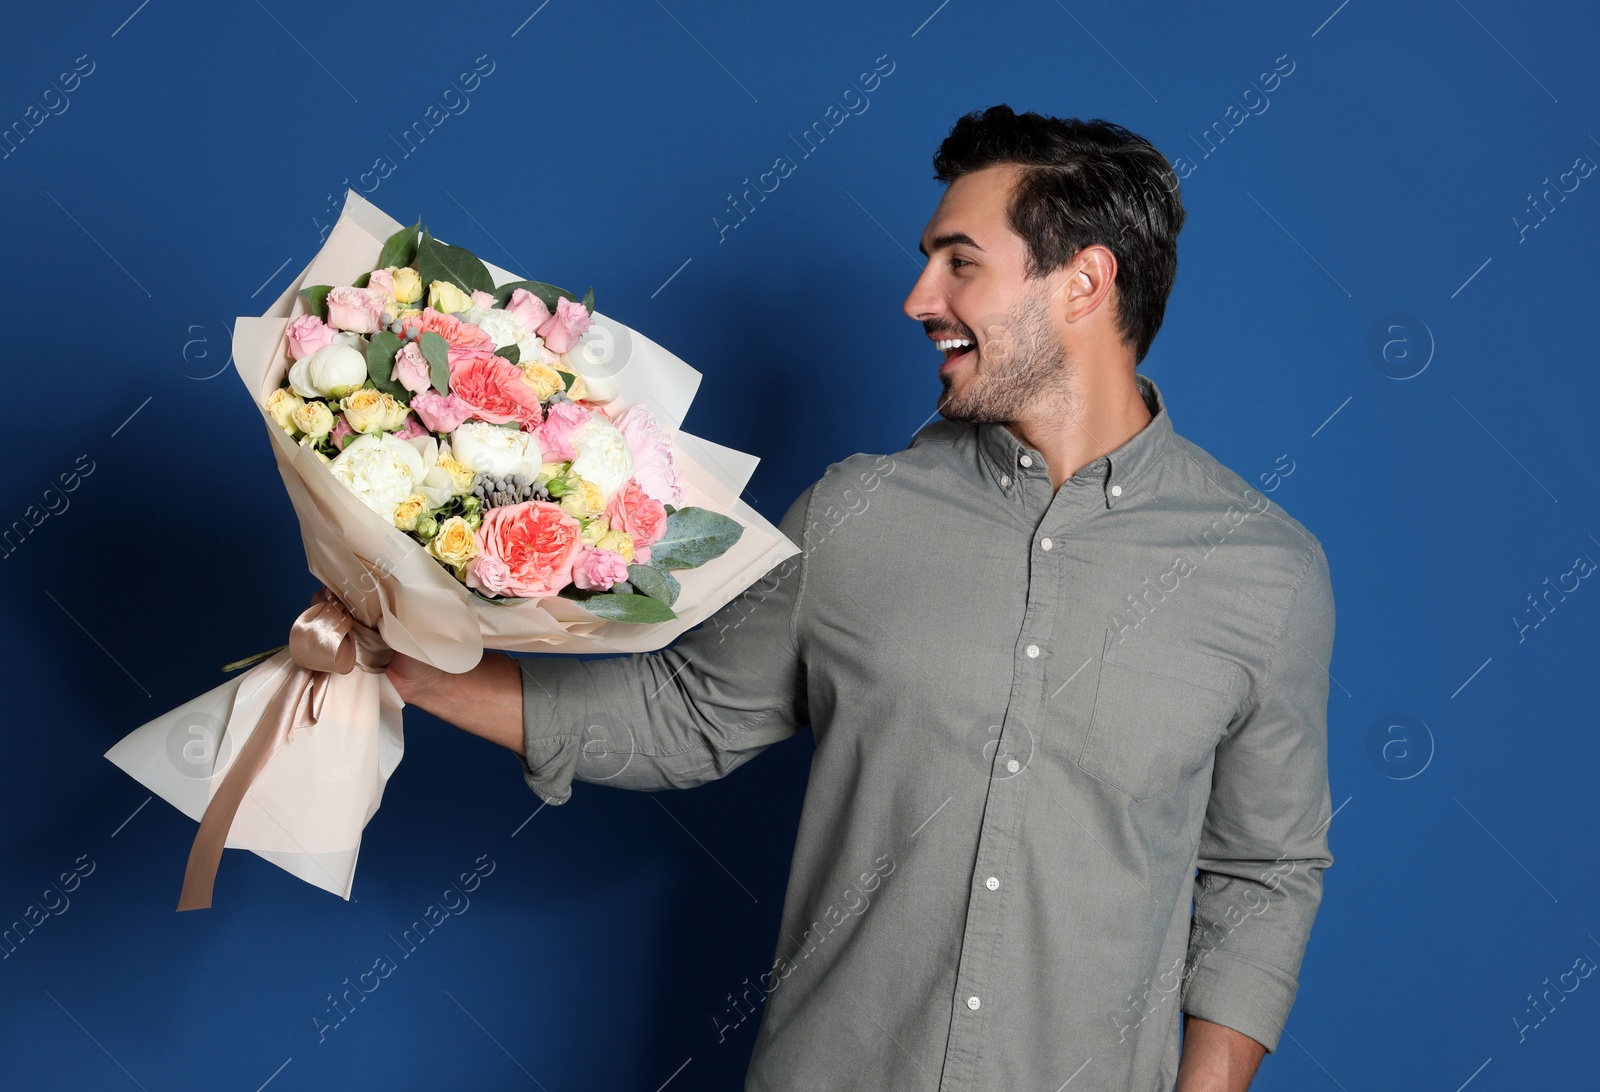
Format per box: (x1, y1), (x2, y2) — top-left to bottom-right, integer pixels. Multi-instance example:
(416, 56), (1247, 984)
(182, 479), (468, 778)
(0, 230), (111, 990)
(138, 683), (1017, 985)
(935, 336), (975, 371)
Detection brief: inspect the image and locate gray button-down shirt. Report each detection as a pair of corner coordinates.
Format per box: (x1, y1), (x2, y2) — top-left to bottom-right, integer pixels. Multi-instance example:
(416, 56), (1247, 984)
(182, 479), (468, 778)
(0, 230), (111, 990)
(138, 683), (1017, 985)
(519, 374), (1336, 1091)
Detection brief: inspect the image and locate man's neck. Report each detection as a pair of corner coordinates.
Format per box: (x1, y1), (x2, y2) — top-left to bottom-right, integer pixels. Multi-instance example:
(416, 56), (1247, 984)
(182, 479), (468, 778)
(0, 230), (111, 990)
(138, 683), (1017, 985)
(1004, 368), (1153, 492)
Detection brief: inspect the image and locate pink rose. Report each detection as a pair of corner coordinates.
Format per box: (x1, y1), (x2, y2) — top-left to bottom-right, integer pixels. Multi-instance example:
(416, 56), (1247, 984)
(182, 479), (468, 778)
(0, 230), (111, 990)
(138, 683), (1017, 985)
(450, 349), (543, 427)
(410, 389), (474, 432)
(391, 413), (429, 440)
(412, 307), (493, 349)
(286, 314), (335, 360)
(367, 267), (395, 298)
(470, 289), (496, 309)
(467, 500), (583, 599)
(536, 297), (594, 354)
(392, 341), (432, 394)
(535, 400), (593, 461)
(611, 402), (686, 506)
(570, 546), (630, 591)
(326, 286), (386, 334)
(505, 288), (552, 336)
(604, 479), (668, 565)
(330, 415), (355, 451)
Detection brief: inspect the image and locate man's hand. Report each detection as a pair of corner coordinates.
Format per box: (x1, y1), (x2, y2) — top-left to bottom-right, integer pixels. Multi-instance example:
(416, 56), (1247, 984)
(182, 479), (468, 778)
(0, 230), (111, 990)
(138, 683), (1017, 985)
(1174, 1015), (1266, 1092)
(385, 650), (527, 755)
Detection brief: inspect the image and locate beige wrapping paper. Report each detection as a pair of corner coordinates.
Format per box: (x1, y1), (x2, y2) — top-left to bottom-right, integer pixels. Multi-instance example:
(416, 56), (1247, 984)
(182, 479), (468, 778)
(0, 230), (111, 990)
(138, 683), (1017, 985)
(105, 189), (799, 904)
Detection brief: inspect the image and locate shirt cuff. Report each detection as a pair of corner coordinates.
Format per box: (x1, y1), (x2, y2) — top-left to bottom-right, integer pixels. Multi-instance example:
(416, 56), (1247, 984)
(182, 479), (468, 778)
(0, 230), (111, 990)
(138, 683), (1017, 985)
(1179, 948), (1300, 1053)
(516, 656), (592, 806)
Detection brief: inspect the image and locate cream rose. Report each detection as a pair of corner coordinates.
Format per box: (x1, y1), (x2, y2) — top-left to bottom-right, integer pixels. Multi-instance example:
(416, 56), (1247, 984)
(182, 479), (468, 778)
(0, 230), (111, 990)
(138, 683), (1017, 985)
(390, 266), (422, 305)
(392, 493), (428, 531)
(558, 478), (605, 520)
(428, 280), (473, 314)
(595, 529), (636, 562)
(292, 400), (335, 442)
(267, 388), (304, 432)
(428, 515), (480, 567)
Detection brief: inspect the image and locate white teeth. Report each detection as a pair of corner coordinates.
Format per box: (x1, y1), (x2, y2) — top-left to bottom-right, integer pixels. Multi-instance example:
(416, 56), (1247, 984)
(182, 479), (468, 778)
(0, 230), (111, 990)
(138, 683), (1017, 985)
(936, 338), (973, 352)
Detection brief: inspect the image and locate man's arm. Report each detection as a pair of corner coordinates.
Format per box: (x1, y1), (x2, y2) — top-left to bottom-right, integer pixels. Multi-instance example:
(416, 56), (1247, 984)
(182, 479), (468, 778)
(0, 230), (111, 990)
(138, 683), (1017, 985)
(1174, 1015), (1266, 1092)
(387, 483), (817, 804)
(1178, 539), (1337, 1070)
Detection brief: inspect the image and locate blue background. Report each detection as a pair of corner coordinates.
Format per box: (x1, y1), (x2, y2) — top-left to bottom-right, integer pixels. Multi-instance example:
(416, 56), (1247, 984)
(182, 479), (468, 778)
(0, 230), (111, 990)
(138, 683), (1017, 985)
(3, 1), (1598, 1088)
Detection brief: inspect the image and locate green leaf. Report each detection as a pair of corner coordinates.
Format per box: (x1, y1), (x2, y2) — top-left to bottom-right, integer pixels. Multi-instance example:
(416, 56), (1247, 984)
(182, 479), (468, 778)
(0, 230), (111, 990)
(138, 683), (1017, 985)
(493, 343), (520, 365)
(352, 271), (371, 289)
(626, 563), (680, 607)
(299, 285), (333, 321)
(365, 330), (408, 398)
(558, 368), (578, 391)
(416, 228), (494, 295)
(566, 591), (677, 623)
(419, 331), (451, 394)
(581, 286), (595, 312)
(490, 279), (580, 312)
(378, 220), (421, 270)
(662, 503), (677, 516)
(648, 507), (744, 570)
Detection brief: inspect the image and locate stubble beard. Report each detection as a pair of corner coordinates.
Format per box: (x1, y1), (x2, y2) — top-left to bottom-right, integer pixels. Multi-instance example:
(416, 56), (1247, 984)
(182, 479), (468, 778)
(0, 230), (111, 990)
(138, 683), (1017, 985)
(937, 283), (1075, 425)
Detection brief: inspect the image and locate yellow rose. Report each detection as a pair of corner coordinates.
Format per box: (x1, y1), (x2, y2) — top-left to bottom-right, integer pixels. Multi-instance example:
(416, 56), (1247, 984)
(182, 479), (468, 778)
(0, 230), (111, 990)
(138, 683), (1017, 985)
(537, 460), (568, 486)
(340, 388), (387, 433)
(436, 454), (478, 495)
(427, 515), (480, 567)
(553, 363), (588, 401)
(390, 266), (422, 305)
(558, 478), (605, 520)
(267, 387), (305, 433)
(292, 399), (335, 441)
(392, 493), (428, 531)
(596, 529), (636, 562)
(378, 392), (410, 431)
(428, 280), (472, 314)
(579, 517), (610, 546)
(520, 361), (564, 401)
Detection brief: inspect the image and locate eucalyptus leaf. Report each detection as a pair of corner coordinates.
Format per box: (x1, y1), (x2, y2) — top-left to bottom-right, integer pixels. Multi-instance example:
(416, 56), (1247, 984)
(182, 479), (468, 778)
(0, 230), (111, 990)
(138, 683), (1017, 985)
(416, 228), (494, 294)
(378, 220), (421, 270)
(648, 507), (744, 570)
(490, 278), (580, 312)
(627, 563), (680, 607)
(567, 591), (677, 623)
(299, 285), (333, 321)
(493, 343), (520, 365)
(365, 330), (407, 398)
(419, 331), (450, 394)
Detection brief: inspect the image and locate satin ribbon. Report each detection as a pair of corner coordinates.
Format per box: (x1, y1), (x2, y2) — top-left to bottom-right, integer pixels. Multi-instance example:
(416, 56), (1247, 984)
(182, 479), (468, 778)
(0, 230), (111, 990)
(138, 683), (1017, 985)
(177, 587), (392, 911)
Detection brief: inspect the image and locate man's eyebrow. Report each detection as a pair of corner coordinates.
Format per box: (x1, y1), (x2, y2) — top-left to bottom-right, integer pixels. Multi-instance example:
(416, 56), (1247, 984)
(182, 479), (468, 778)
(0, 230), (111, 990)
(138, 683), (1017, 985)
(918, 231), (984, 258)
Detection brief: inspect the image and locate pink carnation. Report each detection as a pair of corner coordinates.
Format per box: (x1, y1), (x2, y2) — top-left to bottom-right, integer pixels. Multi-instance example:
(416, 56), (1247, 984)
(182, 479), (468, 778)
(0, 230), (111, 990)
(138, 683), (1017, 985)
(611, 403), (686, 506)
(330, 415), (355, 451)
(449, 349), (543, 427)
(536, 297), (594, 354)
(409, 389), (474, 432)
(535, 400), (594, 461)
(505, 288), (551, 336)
(326, 286), (386, 334)
(570, 546), (630, 591)
(286, 314), (335, 360)
(467, 500), (583, 599)
(392, 341), (431, 394)
(604, 479), (669, 565)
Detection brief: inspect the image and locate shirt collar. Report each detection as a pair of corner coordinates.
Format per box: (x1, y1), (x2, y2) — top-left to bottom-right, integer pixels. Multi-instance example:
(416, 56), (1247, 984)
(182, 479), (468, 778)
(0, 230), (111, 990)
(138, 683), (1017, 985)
(976, 374), (1172, 508)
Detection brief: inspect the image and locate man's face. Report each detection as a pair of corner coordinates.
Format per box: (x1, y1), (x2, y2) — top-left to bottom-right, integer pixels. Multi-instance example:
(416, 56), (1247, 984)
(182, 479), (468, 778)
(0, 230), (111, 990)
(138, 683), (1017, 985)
(903, 164), (1074, 424)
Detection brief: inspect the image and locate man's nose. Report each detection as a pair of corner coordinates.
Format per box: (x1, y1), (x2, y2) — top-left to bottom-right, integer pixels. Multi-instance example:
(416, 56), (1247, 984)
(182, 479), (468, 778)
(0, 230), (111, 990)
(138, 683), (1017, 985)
(902, 261), (946, 323)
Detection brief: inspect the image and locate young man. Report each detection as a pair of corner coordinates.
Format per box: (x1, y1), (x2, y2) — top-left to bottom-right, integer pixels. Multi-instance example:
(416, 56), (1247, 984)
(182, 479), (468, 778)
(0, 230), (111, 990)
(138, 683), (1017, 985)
(388, 105), (1336, 1092)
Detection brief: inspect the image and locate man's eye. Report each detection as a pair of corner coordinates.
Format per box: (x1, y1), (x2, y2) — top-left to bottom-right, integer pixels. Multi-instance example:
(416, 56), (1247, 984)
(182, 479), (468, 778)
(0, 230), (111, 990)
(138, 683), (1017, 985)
(949, 256), (972, 269)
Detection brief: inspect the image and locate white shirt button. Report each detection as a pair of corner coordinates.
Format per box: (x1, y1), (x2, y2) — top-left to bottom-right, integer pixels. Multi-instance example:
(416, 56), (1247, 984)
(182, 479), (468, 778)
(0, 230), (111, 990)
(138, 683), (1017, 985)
(1018, 454), (1033, 467)
(1000, 474), (1011, 488)
(1025, 644), (1040, 658)
(1110, 484), (1123, 497)
(1006, 759), (1021, 773)
(1039, 537), (1053, 551)
(967, 995), (981, 1010)
(985, 876), (1000, 891)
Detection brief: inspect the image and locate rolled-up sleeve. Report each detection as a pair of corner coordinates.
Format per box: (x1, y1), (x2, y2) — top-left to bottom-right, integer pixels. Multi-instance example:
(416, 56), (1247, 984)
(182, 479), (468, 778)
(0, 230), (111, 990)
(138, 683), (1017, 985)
(517, 483), (814, 804)
(1179, 540), (1336, 1051)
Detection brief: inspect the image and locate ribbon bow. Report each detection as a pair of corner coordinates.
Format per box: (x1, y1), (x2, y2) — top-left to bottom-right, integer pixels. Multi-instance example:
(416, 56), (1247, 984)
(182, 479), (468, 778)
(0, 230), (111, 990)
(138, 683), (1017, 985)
(177, 587), (391, 911)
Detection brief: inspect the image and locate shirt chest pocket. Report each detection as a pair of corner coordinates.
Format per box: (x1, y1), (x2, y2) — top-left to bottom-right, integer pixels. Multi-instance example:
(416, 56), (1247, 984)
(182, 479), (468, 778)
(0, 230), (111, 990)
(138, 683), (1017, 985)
(1076, 633), (1243, 802)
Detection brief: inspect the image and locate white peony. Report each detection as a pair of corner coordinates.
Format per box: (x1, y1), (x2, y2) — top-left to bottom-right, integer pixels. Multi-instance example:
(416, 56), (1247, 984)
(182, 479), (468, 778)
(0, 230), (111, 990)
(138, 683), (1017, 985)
(328, 432), (431, 521)
(451, 420), (543, 480)
(288, 343), (367, 399)
(568, 412), (634, 502)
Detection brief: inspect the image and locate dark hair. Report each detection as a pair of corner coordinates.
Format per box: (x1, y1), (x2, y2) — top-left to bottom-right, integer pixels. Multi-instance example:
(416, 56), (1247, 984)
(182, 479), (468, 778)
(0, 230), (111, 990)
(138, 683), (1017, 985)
(932, 105), (1185, 365)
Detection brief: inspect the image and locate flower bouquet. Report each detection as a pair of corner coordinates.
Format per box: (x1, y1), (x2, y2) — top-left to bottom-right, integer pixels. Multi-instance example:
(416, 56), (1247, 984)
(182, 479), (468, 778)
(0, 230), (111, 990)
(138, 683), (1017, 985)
(104, 189), (799, 910)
